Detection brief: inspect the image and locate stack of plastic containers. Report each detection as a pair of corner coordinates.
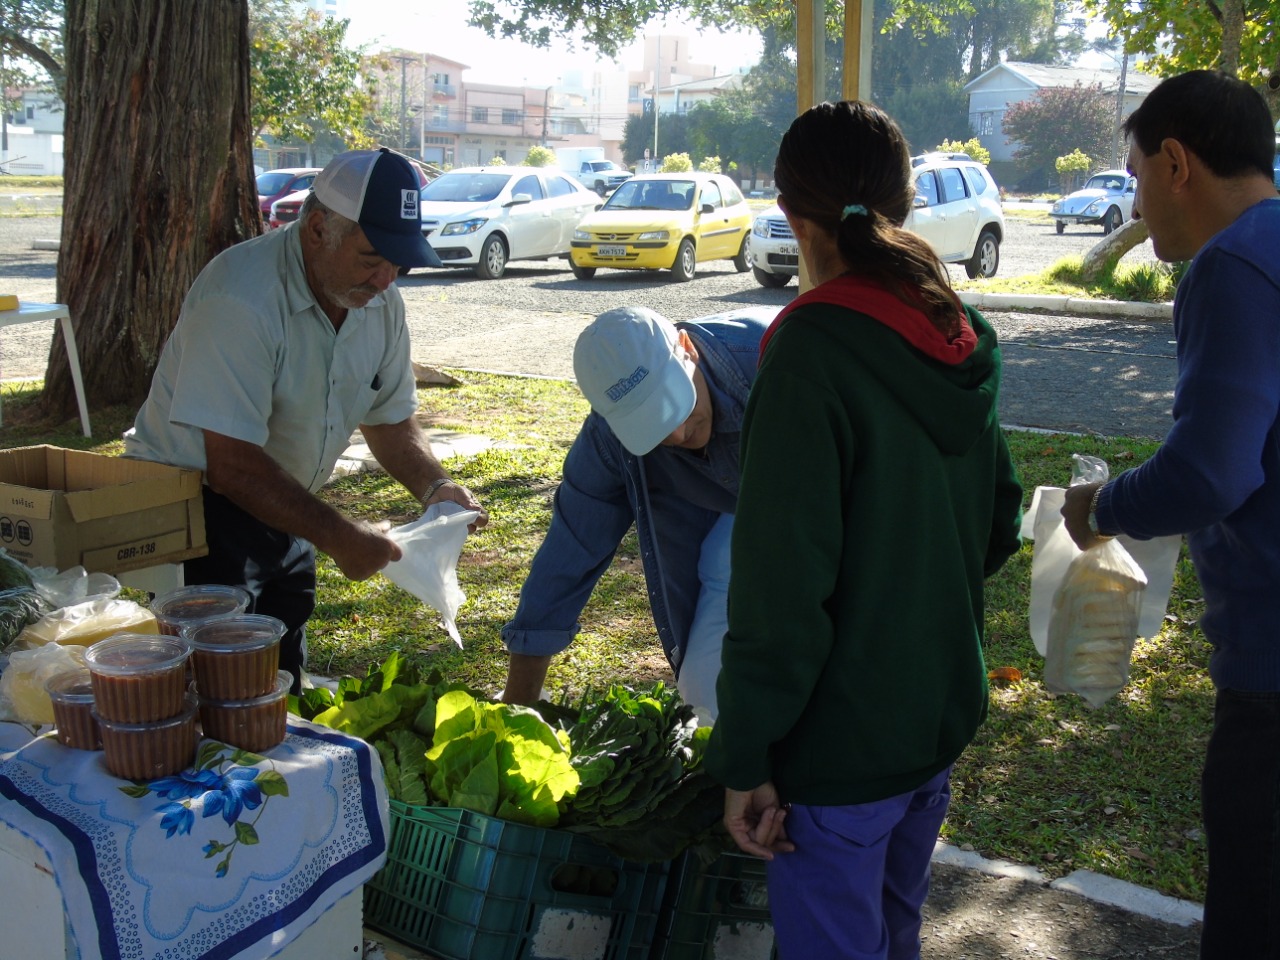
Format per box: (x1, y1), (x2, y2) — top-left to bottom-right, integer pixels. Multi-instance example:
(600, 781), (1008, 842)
(186, 615), (289, 752)
(83, 634), (197, 779)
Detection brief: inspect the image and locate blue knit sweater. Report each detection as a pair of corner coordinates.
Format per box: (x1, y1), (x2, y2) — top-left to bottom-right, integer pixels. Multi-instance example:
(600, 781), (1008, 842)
(1095, 198), (1280, 691)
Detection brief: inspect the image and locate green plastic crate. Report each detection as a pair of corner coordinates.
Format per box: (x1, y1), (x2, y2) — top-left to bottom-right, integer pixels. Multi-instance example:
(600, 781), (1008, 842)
(651, 849), (777, 960)
(364, 801), (669, 960)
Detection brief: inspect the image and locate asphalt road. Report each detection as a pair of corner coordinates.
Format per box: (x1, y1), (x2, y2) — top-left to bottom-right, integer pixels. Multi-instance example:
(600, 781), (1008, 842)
(1, 213), (1175, 438)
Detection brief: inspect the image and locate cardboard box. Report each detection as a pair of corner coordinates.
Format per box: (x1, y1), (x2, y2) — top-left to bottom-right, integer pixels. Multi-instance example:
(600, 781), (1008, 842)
(0, 445), (206, 575)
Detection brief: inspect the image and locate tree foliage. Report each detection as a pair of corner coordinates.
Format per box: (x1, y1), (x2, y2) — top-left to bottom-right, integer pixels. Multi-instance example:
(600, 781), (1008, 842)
(1001, 82), (1112, 188)
(0, 0), (64, 97)
(1083, 0), (1277, 94)
(248, 0), (377, 146)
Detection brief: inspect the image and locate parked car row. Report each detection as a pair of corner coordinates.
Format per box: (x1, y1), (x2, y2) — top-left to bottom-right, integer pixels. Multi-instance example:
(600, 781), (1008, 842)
(257, 154), (1014, 286)
(405, 167), (754, 282)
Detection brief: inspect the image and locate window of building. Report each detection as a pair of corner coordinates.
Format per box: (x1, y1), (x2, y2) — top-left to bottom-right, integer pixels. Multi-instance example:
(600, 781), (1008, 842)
(502, 109), (519, 125)
(472, 106), (489, 123)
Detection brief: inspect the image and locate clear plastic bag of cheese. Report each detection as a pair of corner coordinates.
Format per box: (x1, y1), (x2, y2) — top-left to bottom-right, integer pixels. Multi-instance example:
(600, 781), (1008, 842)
(1027, 454), (1178, 708)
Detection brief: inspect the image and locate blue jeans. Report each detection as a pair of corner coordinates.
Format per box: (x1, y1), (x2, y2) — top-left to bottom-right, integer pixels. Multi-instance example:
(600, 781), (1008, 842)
(675, 512), (733, 722)
(1200, 688), (1280, 959)
(766, 767), (952, 960)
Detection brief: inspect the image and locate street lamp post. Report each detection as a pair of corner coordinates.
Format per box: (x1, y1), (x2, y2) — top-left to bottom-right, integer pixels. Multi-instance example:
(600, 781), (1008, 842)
(542, 84), (552, 146)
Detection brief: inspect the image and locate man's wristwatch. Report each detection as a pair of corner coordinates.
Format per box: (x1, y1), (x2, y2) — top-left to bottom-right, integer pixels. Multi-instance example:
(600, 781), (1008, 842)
(1086, 485), (1114, 540)
(421, 477), (453, 505)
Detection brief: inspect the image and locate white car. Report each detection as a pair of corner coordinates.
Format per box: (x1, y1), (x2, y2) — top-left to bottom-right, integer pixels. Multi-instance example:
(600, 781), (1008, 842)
(906, 153), (1004, 279)
(1051, 169), (1137, 235)
(748, 207), (799, 288)
(748, 153), (1005, 287)
(415, 166), (601, 279)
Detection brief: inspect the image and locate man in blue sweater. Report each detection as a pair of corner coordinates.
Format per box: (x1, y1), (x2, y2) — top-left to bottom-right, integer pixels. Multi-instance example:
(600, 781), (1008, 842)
(1062, 71), (1280, 958)
(500, 306), (771, 720)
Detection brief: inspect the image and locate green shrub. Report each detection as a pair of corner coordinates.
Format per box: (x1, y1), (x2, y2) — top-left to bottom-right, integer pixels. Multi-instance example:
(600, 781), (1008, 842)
(660, 152), (693, 172)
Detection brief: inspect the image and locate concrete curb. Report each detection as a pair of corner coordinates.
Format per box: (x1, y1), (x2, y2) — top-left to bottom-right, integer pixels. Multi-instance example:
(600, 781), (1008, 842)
(959, 289), (1173, 321)
(932, 841), (1203, 928)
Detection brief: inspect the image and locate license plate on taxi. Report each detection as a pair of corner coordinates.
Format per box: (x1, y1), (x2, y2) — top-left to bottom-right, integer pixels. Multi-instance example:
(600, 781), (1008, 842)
(598, 244), (628, 257)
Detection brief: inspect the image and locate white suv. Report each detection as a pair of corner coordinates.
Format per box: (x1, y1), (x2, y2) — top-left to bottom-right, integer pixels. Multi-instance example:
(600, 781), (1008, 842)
(747, 207), (799, 287)
(748, 153), (1004, 287)
(906, 153), (1004, 278)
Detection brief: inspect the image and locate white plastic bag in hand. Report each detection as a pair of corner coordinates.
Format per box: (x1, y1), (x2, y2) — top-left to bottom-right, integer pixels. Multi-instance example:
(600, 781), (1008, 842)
(1044, 538), (1147, 708)
(383, 501), (480, 647)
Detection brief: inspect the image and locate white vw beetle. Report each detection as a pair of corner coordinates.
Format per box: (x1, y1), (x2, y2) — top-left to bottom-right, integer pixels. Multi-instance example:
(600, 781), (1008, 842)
(1051, 169), (1136, 235)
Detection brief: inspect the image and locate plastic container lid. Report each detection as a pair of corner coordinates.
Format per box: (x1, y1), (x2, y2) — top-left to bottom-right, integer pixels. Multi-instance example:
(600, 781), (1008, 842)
(45, 669), (96, 702)
(198, 671), (291, 709)
(183, 613), (286, 652)
(150, 584), (251, 623)
(83, 633), (191, 675)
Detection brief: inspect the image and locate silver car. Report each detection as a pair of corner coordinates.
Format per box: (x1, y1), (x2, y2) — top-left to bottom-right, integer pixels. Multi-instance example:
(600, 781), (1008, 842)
(1051, 170), (1136, 235)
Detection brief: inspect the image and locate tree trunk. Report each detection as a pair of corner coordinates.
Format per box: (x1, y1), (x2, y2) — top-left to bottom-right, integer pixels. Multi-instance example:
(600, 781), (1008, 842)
(1081, 217), (1151, 282)
(42, 0), (261, 421)
(1219, 0), (1244, 77)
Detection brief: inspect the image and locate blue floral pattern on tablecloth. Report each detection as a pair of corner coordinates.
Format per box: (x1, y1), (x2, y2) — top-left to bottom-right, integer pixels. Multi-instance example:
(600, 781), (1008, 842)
(0, 719), (388, 960)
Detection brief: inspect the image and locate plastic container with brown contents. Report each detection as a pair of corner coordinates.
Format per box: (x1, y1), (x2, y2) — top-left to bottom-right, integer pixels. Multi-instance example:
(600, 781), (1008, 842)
(185, 614), (285, 700)
(150, 584), (251, 638)
(45, 669), (102, 750)
(95, 695), (198, 780)
(83, 634), (192, 723)
(197, 673), (291, 753)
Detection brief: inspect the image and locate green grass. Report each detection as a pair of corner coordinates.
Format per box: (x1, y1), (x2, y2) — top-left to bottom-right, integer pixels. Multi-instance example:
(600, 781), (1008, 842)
(957, 251), (1180, 303)
(0, 374), (1209, 902)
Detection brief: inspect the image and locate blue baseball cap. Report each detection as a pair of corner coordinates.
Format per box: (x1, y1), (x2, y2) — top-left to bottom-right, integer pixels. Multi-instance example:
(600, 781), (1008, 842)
(312, 148), (441, 268)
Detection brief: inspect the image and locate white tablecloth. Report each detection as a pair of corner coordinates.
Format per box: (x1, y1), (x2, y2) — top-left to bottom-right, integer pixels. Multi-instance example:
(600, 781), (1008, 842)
(0, 717), (388, 960)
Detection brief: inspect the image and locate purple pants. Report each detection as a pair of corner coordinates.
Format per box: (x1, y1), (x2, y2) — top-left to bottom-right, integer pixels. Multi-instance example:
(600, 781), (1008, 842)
(766, 767), (952, 960)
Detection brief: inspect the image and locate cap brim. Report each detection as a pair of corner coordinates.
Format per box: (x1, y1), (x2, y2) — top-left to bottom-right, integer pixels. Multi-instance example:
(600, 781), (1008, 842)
(362, 221), (443, 269)
(604, 359), (696, 455)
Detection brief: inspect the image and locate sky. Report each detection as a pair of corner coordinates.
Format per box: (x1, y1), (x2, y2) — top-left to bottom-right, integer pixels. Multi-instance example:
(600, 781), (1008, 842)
(340, 0), (763, 87)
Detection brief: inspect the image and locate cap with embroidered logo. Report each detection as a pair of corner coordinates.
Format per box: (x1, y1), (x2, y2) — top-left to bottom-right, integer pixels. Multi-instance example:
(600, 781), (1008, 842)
(311, 148), (441, 269)
(573, 306), (695, 455)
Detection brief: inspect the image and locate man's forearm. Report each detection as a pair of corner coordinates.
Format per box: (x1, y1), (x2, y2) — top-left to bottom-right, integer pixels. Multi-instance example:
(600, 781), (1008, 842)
(503, 653), (553, 704)
(361, 418), (447, 504)
(202, 430), (396, 579)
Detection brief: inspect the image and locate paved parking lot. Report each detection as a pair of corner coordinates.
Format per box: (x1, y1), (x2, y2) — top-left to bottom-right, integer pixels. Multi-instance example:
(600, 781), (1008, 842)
(1, 212), (1174, 438)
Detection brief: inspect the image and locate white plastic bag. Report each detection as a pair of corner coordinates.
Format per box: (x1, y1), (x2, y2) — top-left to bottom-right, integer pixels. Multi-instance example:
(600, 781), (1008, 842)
(0, 641), (86, 725)
(1027, 459), (1181, 655)
(28, 565), (121, 609)
(14, 596), (158, 649)
(1044, 538), (1147, 708)
(382, 502), (480, 647)
(1028, 454), (1179, 707)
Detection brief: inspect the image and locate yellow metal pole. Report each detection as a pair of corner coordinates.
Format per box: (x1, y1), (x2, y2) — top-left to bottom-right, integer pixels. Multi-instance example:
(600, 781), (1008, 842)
(795, 0), (869, 293)
(843, 0), (873, 102)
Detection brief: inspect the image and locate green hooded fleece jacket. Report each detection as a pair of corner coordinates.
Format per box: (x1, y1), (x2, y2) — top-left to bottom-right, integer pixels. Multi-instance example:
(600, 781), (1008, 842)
(706, 275), (1023, 805)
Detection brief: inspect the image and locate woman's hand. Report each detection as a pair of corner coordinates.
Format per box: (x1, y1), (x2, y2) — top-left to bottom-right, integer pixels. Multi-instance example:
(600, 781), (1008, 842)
(724, 781), (796, 860)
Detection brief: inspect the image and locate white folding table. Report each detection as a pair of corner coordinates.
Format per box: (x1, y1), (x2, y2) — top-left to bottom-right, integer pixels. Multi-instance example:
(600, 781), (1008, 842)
(0, 301), (92, 437)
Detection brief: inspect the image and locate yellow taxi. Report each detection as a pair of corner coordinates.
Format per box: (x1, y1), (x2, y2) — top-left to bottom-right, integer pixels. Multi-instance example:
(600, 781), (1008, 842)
(570, 172), (754, 282)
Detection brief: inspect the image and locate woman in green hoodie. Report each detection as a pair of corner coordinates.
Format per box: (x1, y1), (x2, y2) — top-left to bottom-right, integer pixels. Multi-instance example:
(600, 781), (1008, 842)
(704, 100), (1024, 960)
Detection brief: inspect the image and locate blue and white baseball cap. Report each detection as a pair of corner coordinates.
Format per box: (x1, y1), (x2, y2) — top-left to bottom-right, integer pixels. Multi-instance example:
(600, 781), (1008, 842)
(312, 148), (441, 268)
(573, 307), (696, 455)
